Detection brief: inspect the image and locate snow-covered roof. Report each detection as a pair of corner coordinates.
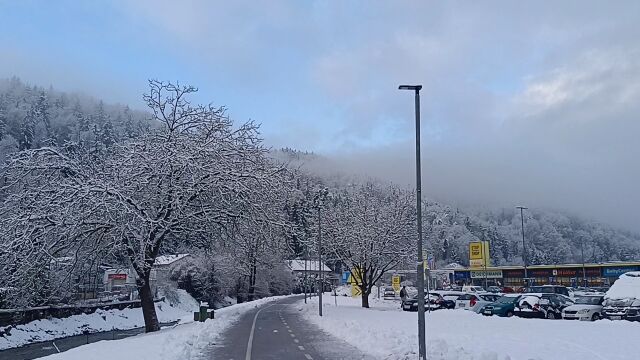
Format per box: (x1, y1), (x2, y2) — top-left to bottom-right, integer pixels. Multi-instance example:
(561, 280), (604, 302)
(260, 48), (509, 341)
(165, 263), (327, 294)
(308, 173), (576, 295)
(605, 271), (640, 300)
(155, 254), (190, 266)
(286, 259), (331, 272)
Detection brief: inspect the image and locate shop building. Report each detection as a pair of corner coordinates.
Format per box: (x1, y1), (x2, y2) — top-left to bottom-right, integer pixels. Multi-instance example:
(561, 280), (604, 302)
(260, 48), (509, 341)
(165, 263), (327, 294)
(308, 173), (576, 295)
(451, 262), (640, 288)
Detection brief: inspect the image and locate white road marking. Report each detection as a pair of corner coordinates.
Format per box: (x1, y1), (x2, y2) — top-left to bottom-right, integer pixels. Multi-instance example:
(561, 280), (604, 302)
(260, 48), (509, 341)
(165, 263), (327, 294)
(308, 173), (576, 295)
(273, 330), (278, 333)
(304, 354), (313, 360)
(287, 329), (292, 333)
(245, 303), (279, 360)
(298, 345), (305, 351)
(293, 339), (299, 343)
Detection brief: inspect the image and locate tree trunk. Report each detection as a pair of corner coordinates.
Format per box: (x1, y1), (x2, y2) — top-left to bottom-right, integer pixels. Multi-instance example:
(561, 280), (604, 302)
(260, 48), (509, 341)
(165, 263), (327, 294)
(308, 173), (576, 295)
(248, 262), (257, 301)
(138, 277), (160, 333)
(361, 288), (370, 308)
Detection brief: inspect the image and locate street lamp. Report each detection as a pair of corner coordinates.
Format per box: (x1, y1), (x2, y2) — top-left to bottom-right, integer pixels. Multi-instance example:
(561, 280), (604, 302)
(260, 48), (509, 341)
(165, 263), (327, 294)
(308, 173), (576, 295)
(399, 84), (426, 360)
(516, 206), (528, 283)
(314, 188), (329, 317)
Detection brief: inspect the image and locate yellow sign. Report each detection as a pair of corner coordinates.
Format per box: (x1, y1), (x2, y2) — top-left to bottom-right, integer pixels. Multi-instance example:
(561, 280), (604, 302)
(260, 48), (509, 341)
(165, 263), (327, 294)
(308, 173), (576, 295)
(470, 242), (483, 260)
(392, 275), (401, 292)
(469, 241), (491, 269)
(348, 267), (363, 285)
(351, 284), (362, 297)
(483, 241), (491, 267)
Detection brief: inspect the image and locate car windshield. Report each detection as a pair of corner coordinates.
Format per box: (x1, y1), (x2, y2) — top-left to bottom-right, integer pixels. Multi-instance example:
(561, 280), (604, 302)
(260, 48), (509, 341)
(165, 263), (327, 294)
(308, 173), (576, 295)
(496, 296), (518, 304)
(575, 296), (603, 305)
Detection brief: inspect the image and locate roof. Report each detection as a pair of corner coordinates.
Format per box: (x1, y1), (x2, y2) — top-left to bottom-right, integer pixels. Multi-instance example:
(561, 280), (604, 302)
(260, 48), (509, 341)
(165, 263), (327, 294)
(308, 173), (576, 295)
(154, 254), (190, 266)
(286, 259), (331, 272)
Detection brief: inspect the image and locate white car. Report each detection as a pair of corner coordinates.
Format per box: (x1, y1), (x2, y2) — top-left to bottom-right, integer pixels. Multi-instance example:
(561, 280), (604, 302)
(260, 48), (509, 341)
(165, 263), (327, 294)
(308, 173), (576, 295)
(462, 285), (485, 293)
(562, 295), (604, 321)
(456, 293), (502, 312)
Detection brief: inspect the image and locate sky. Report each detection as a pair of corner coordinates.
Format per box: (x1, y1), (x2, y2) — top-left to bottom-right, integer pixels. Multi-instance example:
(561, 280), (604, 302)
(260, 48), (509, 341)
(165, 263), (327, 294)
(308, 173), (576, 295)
(1, 1), (639, 231)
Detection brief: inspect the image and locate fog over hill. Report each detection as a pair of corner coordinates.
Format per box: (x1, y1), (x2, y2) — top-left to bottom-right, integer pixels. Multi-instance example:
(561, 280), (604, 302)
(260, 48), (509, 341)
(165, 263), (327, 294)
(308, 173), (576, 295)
(273, 148), (640, 267)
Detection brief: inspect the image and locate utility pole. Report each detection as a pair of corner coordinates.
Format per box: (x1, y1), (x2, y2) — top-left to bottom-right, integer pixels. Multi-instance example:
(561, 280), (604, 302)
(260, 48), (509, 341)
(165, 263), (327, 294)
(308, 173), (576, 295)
(314, 188), (329, 317)
(517, 206), (528, 285)
(317, 205), (322, 316)
(581, 237), (587, 287)
(399, 84), (426, 360)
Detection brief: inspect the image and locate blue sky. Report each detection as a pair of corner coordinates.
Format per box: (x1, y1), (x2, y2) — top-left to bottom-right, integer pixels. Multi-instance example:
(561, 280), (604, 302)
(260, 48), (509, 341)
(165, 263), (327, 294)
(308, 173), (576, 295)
(2, 1), (640, 230)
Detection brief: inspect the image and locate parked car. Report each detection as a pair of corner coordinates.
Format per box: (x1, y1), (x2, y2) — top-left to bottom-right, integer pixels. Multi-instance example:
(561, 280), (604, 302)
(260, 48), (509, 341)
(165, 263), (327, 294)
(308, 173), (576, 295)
(501, 287), (515, 293)
(514, 293), (574, 319)
(462, 285), (485, 293)
(602, 271), (640, 321)
(487, 286), (502, 293)
(526, 285), (574, 298)
(562, 295), (604, 321)
(480, 294), (521, 317)
(456, 293), (501, 312)
(383, 287), (396, 300)
(428, 291), (464, 309)
(403, 291), (463, 311)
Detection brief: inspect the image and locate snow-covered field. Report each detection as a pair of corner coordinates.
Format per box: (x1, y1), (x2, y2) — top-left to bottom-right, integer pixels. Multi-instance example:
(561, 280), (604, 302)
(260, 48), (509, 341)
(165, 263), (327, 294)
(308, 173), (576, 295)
(36, 295), (291, 360)
(0, 289), (198, 350)
(300, 293), (640, 360)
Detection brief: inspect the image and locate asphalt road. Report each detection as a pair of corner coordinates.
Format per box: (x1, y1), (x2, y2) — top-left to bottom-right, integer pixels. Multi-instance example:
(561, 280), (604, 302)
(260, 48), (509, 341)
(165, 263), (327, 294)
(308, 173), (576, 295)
(206, 295), (374, 360)
(0, 322), (177, 360)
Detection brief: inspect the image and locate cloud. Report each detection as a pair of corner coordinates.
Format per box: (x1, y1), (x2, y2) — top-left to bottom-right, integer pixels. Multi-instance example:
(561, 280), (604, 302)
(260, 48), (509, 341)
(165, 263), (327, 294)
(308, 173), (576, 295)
(2, 0), (639, 231)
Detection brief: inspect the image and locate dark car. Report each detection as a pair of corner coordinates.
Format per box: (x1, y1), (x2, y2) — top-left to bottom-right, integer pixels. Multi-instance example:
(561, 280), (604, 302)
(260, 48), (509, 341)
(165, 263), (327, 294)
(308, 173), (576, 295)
(402, 291), (462, 311)
(514, 293), (574, 319)
(481, 294), (521, 317)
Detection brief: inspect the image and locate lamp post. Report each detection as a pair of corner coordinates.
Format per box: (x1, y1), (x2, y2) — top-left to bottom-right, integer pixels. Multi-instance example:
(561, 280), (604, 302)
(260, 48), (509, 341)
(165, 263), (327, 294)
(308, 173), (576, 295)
(399, 84), (426, 360)
(516, 206), (528, 284)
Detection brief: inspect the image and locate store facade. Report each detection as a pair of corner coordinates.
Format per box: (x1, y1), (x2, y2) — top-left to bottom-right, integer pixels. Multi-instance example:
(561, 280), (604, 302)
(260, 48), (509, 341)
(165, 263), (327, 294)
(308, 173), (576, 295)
(452, 262), (640, 288)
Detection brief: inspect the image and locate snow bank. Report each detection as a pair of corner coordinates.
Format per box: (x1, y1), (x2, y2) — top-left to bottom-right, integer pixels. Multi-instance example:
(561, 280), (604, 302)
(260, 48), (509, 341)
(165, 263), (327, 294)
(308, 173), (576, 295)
(301, 293), (640, 360)
(0, 290), (197, 350)
(39, 295), (291, 360)
(605, 271), (640, 300)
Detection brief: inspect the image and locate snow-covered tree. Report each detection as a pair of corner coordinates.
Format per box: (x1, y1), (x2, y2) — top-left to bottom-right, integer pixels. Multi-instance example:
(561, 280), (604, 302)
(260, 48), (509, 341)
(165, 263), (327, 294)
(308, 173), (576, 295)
(323, 183), (415, 308)
(0, 80), (281, 332)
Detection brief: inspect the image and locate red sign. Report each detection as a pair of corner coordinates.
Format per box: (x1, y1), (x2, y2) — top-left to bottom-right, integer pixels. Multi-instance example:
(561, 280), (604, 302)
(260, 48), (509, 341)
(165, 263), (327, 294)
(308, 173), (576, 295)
(108, 274), (127, 280)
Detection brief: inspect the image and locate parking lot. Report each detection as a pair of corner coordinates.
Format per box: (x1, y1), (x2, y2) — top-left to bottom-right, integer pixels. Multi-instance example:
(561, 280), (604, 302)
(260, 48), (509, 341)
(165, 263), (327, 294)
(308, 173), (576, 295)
(302, 291), (640, 360)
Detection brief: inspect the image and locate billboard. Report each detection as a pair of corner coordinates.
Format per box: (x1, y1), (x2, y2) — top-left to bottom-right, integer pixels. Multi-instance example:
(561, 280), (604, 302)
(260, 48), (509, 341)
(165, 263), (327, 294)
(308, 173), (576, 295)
(469, 241), (490, 269)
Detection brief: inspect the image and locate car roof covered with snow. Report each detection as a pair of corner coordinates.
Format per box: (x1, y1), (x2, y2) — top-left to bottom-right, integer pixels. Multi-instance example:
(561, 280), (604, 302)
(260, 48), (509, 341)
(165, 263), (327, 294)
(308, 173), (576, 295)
(605, 271), (640, 300)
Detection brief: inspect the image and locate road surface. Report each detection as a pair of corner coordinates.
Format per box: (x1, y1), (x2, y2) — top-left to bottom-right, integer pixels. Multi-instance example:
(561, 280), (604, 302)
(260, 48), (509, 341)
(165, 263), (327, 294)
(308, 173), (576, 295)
(206, 295), (374, 360)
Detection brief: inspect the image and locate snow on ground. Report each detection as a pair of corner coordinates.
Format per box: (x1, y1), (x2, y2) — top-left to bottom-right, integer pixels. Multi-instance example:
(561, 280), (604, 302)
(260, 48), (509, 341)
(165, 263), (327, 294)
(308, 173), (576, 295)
(0, 289), (196, 350)
(300, 293), (640, 360)
(38, 295), (291, 360)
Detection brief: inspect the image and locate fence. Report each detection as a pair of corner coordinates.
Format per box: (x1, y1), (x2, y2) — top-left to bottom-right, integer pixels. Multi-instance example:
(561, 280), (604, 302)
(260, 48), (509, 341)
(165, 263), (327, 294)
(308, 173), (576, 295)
(0, 300), (145, 327)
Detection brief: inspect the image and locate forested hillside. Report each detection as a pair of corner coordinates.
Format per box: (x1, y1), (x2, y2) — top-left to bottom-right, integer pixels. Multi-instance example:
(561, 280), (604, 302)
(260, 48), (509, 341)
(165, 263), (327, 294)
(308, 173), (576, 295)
(1, 78), (638, 318)
(0, 77), (151, 161)
(273, 149), (640, 268)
